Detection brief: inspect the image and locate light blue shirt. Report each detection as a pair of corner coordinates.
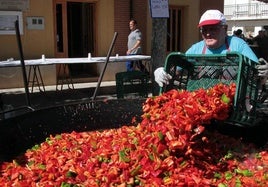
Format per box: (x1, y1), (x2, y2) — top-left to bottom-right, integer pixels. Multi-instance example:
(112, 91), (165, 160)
(185, 36), (258, 63)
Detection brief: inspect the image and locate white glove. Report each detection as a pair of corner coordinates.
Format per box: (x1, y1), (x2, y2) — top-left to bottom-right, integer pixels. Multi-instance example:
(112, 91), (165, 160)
(154, 67), (172, 87)
(257, 58), (268, 77)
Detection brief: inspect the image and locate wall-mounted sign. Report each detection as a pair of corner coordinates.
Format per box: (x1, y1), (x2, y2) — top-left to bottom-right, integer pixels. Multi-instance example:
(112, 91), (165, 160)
(149, 0), (169, 18)
(0, 0), (29, 11)
(0, 11), (23, 35)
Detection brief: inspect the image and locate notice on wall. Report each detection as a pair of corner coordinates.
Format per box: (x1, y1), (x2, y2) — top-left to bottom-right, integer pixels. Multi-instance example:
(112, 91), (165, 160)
(0, 11), (23, 34)
(149, 0), (169, 18)
(0, 0), (29, 11)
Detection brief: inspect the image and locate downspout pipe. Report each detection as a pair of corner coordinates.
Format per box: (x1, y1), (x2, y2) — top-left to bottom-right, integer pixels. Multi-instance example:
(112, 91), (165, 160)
(130, 0), (133, 19)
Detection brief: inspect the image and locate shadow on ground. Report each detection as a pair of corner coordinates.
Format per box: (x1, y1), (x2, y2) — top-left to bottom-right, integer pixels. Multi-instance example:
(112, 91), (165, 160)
(1, 86), (117, 111)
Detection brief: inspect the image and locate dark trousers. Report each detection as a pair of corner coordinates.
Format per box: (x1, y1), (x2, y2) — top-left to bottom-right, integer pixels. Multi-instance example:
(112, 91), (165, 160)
(126, 60), (147, 72)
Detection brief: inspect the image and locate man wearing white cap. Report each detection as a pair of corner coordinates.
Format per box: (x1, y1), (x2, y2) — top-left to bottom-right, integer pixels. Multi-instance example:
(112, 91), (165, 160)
(154, 9), (268, 88)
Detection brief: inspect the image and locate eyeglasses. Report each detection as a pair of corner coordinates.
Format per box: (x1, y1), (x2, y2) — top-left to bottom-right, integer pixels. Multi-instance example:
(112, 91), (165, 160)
(200, 25), (225, 35)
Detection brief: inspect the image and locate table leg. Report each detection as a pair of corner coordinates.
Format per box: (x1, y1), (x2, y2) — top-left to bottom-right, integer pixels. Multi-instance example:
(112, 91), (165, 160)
(56, 64), (74, 91)
(36, 66), (46, 92)
(27, 65), (45, 93)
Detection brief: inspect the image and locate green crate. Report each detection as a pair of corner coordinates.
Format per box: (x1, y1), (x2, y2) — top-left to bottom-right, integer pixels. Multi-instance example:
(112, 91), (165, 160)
(160, 52), (261, 127)
(116, 71), (149, 99)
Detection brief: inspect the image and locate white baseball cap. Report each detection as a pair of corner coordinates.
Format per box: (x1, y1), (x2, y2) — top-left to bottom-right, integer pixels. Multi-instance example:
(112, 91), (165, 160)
(198, 9), (226, 27)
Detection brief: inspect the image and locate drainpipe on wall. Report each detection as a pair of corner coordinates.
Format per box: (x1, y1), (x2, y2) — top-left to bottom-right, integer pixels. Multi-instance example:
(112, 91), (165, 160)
(130, 0), (133, 19)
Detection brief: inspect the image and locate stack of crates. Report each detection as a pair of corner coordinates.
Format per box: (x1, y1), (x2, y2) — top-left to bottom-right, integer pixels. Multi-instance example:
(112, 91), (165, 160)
(115, 70), (149, 99)
(160, 52), (261, 127)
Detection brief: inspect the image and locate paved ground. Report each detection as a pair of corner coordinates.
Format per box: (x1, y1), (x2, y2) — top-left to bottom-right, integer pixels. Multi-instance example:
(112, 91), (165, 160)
(0, 82), (117, 110)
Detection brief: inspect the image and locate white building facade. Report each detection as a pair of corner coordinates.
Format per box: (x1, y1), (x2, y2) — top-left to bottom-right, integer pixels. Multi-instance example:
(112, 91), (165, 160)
(224, 0), (268, 37)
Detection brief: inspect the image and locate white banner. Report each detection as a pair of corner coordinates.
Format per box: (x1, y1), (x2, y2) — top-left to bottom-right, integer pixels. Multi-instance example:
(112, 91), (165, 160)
(149, 0), (169, 18)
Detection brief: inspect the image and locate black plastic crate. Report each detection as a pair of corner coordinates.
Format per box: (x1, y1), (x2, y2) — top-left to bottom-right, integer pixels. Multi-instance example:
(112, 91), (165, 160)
(161, 52), (261, 127)
(116, 71), (149, 99)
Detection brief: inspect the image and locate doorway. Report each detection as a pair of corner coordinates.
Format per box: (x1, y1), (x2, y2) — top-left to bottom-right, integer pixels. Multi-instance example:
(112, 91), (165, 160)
(167, 6), (182, 53)
(54, 0), (97, 79)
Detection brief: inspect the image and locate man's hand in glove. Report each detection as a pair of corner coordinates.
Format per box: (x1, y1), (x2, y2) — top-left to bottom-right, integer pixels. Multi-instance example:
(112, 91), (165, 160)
(257, 58), (268, 78)
(257, 58), (268, 102)
(154, 67), (172, 87)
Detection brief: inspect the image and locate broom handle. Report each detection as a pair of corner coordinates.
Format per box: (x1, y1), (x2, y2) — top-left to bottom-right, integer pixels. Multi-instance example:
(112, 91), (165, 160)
(15, 20), (31, 107)
(92, 32), (118, 100)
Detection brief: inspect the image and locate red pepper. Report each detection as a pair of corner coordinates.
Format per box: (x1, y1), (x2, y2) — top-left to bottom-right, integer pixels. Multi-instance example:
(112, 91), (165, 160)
(1, 83), (267, 186)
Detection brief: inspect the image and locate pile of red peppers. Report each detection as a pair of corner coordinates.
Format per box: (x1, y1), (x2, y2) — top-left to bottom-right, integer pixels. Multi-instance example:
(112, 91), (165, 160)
(0, 83), (267, 186)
